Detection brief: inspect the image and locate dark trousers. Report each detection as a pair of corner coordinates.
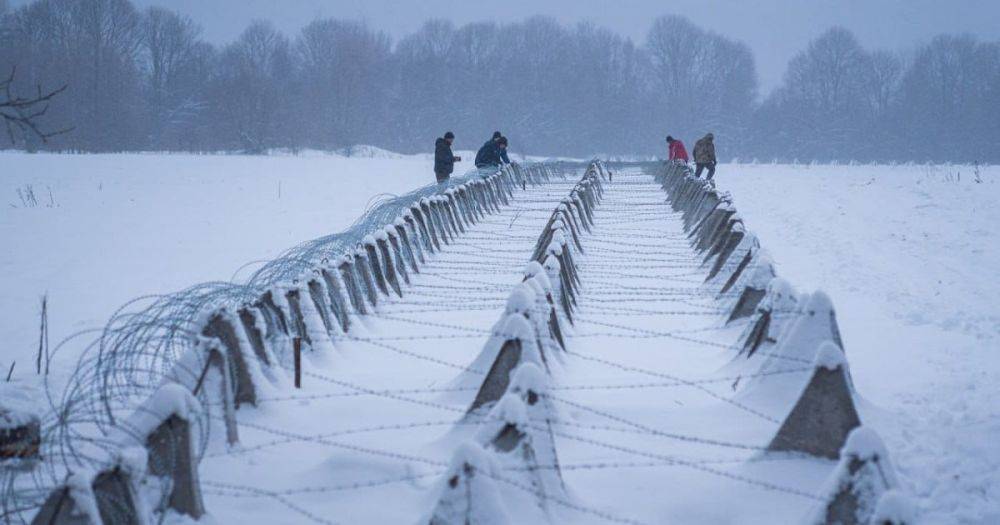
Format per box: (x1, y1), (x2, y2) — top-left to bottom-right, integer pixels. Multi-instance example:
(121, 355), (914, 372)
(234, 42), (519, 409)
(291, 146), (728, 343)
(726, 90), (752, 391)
(695, 162), (716, 180)
(435, 171), (450, 184)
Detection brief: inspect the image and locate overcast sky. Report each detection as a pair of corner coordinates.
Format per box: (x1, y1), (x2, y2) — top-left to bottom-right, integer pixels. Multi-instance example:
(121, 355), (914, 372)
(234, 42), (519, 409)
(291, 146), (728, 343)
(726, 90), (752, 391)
(14, 0), (1000, 93)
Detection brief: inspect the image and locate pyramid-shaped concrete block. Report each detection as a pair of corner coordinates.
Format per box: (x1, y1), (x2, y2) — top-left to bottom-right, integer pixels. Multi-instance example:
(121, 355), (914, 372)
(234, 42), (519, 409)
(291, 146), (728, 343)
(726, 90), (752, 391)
(809, 427), (902, 525)
(767, 342), (861, 459)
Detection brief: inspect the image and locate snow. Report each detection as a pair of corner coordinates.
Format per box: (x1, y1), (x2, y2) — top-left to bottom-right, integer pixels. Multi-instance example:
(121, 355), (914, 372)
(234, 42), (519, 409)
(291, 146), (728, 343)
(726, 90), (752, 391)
(475, 394), (529, 442)
(522, 261), (546, 282)
(2, 154), (998, 523)
(873, 489), (919, 524)
(503, 284), (535, 315)
(119, 383), (201, 445)
(66, 469), (102, 523)
(0, 150), (446, 386)
(814, 341), (848, 371)
(508, 363), (549, 398)
(0, 381), (43, 428)
(498, 313), (538, 347)
(842, 426), (892, 464)
(426, 443), (511, 525)
(718, 162), (1000, 523)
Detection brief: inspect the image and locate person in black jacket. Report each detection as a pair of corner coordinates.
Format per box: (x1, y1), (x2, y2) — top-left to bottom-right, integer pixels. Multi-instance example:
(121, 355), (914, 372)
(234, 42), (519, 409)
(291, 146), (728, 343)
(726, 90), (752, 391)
(475, 135), (510, 169)
(497, 136), (509, 164)
(474, 139), (499, 168)
(492, 131), (511, 164)
(475, 131), (511, 168)
(434, 131), (461, 183)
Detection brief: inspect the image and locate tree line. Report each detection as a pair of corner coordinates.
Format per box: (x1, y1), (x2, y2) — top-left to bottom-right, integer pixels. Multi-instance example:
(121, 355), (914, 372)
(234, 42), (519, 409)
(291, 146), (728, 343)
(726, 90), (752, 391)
(1, 0), (997, 162)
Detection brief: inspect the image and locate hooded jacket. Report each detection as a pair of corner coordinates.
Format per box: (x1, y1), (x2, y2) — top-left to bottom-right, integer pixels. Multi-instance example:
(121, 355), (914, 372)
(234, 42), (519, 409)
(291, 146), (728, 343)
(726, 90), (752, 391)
(475, 139), (503, 168)
(435, 137), (457, 174)
(693, 133), (716, 164)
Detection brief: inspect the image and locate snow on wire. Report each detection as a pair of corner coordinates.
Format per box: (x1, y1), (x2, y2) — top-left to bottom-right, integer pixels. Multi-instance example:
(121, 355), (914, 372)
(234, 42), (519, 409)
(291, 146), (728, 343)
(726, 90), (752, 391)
(3, 162), (572, 525)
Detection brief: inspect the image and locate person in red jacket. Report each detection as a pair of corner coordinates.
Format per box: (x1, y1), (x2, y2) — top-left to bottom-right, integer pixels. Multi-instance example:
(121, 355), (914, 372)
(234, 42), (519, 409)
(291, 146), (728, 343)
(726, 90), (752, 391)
(666, 135), (689, 162)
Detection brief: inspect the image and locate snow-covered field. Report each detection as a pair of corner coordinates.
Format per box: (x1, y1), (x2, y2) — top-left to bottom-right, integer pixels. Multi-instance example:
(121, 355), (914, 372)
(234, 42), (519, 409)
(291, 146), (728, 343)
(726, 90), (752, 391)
(0, 150), (470, 378)
(1, 153), (998, 523)
(719, 163), (1000, 523)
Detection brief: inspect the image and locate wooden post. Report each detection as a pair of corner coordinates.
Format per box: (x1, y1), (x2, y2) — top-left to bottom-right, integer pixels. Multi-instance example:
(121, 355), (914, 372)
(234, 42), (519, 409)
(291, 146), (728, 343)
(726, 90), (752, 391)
(293, 337), (302, 389)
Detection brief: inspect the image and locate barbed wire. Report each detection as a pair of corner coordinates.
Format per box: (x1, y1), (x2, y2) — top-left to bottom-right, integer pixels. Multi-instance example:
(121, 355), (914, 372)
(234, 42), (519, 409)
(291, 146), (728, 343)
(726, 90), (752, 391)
(3, 162), (843, 524)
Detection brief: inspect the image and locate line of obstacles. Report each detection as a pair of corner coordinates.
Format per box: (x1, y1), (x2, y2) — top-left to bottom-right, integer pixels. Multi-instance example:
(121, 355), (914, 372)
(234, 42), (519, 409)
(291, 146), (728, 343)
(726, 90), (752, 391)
(652, 160), (916, 525)
(26, 163), (566, 525)
(427, 161), (609, 524)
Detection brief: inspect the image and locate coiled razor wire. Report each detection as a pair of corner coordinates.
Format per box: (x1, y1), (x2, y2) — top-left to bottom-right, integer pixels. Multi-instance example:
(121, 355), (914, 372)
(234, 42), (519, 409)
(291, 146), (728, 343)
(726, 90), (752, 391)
(1, 160), (836, 524)
(0, 162), (584, 524)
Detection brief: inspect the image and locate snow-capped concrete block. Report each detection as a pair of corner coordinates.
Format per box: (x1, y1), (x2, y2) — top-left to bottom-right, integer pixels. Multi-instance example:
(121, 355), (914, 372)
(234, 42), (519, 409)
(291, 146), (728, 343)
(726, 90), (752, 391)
(337, 258), (368, 315)
(740, 307), (772, 358)
(363, 242), (391, 297)
(454, 188), (476, 225)
(255, 289), (291, 338)
(292, 284), (337, 353)
(782, 291), (844, 359)
(703, 216), (742, 264)
(810, 427), (902, 525)
(467, 316), (544, 415)
(444, 196), (463, 234)
(706, 225), (747, 281)
(237, 306), (272, 367)
(504, 284), (536, 316)
(321, 267), (353, 332)
(376, 235), (404, 296)
(189, 341), (240, 445)
(407, 206), (436, 254)
(428, 199), (449, 243)
(718, 248), (755, 296)
(475, 363), (564, 510)
(129, 384), (205, 519)
(306, 278), (335, 334)
(353, 251), (381, 307)
(394, 223), (421, 273)
(418, 201), (442, 251)
(724, 253), (776, 322)
(32, 464), (145, 525)
(386, 229), (412, 285)
(767, 341), (860, 459)
(445, 193), (467, 233)
(695, 209), (736, 253)
(543, 255), (573, 324)
(283, 287), (313, 345)
(201, 310), (257, 408)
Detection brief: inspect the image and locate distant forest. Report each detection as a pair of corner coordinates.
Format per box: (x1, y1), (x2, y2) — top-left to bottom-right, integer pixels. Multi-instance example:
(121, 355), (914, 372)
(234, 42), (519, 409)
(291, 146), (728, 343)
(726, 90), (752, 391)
(1, 0), (998, 162)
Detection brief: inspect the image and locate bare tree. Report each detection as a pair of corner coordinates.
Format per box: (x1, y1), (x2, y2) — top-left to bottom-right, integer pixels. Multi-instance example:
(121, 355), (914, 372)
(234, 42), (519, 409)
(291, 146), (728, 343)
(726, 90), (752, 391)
(296, 19), (391, 148)
(0, 66), (69, 143)
(644, 15), (757, 153)
(140, 6), (206, 148)
(211, 20), (293, 153)
(864, 50), (903, 118)
(895, 35), (1000, 161)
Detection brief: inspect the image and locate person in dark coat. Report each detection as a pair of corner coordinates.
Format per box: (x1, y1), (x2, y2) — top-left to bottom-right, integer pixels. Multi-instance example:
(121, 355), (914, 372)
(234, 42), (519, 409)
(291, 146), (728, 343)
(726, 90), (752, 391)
(475, 135), (505, 168)
(476, 131), (510, 167)
(693, 133), (717, 180)
(493, 131), (511, 164)
(497, 136), (508, 164)
(434, 131), (461, 183)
